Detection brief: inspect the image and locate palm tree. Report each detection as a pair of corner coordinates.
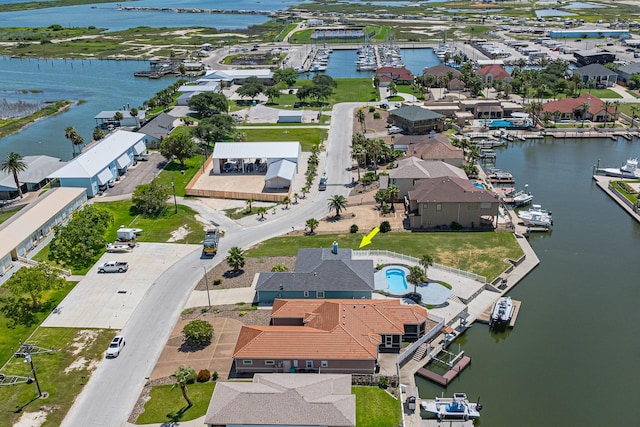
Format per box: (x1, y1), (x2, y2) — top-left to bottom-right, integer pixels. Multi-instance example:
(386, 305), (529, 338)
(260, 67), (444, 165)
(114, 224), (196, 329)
(114, 111), (124, 125)
(327, 194), (348, 218)
(306, 218), (319, 234)
(256, 206), (267, 220)
(129, 107), (140, 127)
(406, 265), (426, 294)
(612, 101), (620, 128)
(419, 254), (433, 278)
(1, 152), (27, 199)
(93, 128), (105, 142)
(65, 126), (84, 156)
(603, 101), (613, 128)
(580, 102), (590, 127)
(351, 143), (366, 181)
(356, 108), (366, 132)
(226, 246), (246, 272)
(282, 196), (291, 209)
(293, 193), (299, 204)
(387, 184), (399, 210)
(173, 365), (195, 408)
(631, 105), (638, 129)
(246, 198), (254, 213)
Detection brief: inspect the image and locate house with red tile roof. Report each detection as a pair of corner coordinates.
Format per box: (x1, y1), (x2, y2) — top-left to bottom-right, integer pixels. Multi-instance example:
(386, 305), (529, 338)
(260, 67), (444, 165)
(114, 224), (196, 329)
(422, 64), (462, 90)
(541, 93), (614, 123)
(476, 64), (511, 84)
(375, 66), (415, 84)
(407, 176), (499, 230)
(232, 299), (436, 375)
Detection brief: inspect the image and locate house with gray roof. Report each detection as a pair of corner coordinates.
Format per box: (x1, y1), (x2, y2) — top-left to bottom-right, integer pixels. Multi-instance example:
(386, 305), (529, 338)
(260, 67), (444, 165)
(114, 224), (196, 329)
(388, 105), (445, 134)
(204, 374), (355, 427)
(0, 155), (66, 200)
(255, 247), (374, 304)
(388, 157), (467, 200)
(574, 63), (618, 88)
(616, 62), (640, 85)
(397, 134), (465, 167)
(407, 176), (498, 230)
(137, 113), (178, 148)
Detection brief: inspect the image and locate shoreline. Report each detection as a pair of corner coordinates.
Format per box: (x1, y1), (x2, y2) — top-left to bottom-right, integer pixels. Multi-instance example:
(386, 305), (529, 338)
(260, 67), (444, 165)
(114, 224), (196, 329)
(0, 100), (72, 140)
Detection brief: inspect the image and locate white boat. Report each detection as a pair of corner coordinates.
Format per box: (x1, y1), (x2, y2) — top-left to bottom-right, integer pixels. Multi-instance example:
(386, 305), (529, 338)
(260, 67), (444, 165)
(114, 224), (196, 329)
(105, 243), (133, 253)
(600, 158), (640, 179)
(512, 185), (533, 207)
(517, 204), (553, 227)
(490, 296), (515, 326)
(421, 393), (482, 420)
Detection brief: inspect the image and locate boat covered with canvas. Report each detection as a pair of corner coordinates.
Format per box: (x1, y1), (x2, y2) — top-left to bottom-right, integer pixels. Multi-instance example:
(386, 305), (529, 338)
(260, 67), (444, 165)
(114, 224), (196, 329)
(421, 393), (482, 420)
(490, 296), (515, 327)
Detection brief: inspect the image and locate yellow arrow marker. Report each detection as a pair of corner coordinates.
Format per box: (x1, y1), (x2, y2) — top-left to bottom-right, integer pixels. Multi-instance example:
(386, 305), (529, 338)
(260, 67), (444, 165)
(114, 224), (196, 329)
(359, 227), (380, 248)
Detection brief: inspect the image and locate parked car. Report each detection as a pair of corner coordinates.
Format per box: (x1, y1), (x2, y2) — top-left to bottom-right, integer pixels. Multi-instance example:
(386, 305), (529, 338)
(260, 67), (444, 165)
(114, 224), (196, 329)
(98, 261), (129, 273)
(388, 126), (403, 135)
(108, 179), (115, 188)
(133, 154), (148, 162)
(106, 335), (125, 358)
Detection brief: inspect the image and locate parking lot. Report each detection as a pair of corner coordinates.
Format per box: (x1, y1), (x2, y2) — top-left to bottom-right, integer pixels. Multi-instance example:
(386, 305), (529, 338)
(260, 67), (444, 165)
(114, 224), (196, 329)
(42, 243), (199, 330)
(96, 152), (166, 197)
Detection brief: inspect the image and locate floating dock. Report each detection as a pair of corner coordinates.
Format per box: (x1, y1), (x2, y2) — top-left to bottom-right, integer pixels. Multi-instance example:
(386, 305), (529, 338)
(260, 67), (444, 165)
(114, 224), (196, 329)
(416, 355), (472, 386)
(476, 299), (521, 327)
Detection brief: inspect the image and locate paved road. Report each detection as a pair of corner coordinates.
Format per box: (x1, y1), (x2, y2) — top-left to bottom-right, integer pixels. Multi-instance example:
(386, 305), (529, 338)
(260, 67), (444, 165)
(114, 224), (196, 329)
(61, 103), (360, 427)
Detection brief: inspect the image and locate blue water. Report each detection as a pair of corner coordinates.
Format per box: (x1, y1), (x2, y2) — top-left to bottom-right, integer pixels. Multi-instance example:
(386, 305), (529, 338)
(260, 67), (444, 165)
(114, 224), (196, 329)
(323, 48), (440, 79)
(489, 120), (514, 128)
(385, 268), (408, 293)
(535, 9), (576, 17)
(562, 1), (603, 8)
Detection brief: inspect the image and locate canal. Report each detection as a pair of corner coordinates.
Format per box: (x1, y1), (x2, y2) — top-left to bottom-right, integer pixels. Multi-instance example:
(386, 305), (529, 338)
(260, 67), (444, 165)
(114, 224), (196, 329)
(416, 137), (640, 426)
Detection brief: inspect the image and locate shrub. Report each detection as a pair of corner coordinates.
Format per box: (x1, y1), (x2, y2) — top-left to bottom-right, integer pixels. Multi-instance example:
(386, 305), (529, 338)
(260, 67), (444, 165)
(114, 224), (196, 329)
(373, 112), (381, 119)
(376, 263), (385, 271)
(239, 311), (247, 317)
(450, 221), (463, 230)
(380, 221), (391, 233)
(213, 278), (222, 286)
(378, 377), (389, 389)
(350, 224), (359, 233)
(197, 369), (211, 382)
(368, 106), (375, 112)
(183, 319), (214, 344)
(212, 371), (219, 381)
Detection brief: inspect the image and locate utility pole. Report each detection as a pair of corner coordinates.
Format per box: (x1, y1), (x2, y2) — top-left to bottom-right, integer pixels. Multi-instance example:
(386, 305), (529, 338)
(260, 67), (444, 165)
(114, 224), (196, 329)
(24, 355), (42, 398)
(171, 179), (178, 214)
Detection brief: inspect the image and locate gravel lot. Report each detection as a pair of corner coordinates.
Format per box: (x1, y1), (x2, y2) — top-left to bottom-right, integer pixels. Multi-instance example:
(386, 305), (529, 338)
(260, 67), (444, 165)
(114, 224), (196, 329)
(195, 256), (297, 291)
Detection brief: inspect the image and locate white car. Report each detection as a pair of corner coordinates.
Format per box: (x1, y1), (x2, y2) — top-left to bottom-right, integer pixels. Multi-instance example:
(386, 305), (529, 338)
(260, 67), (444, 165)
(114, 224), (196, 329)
(388, 126), (403, 135)
(106, 335), (125, 358)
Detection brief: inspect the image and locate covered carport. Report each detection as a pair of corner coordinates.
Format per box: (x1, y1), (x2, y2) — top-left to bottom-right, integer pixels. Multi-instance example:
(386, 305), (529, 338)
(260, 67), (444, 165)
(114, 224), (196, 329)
(210, 142), (301, 175)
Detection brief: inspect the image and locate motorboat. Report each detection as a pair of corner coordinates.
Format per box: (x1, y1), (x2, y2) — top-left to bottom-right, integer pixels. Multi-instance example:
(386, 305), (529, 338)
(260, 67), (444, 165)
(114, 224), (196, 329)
(421, 393), (482, 420)
(490, 296), (515, 326)
(105, 243), (133, 253)
(599, 158), (640, 179)
(512, 185), (533, 207)
(517, 204), (553, 227)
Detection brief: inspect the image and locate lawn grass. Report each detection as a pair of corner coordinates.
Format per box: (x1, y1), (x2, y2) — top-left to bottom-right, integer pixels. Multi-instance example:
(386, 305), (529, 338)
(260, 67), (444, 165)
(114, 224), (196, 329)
(353, 386), (401, 427)
(0, 205), (24, 224)
(0, 327), (112, 427)
(245, 232), (523, 282)
(155, 155), (204, 197)
(615, 102), (640, 118)
(578, 88), (622, 99)
(135, 382), (216, 424)
(237, 127), (327, 152)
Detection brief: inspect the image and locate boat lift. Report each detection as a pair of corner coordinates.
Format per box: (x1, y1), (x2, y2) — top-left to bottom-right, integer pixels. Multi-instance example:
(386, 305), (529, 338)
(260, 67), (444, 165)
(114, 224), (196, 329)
(428, 344), (465, 368)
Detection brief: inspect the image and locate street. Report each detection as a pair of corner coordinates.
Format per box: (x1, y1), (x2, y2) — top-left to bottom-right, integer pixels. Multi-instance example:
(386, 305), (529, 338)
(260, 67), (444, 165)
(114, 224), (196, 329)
(61, 102), (360, 427)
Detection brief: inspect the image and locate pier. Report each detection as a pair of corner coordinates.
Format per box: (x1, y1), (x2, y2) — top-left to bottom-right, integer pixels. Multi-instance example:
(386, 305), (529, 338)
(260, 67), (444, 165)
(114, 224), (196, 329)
(476, 299), (522, 327)
(416, 355), (472, 386)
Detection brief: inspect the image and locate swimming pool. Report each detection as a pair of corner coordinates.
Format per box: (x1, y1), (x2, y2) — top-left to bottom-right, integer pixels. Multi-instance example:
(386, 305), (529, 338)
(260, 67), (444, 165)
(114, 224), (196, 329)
(471, 179), (485, 189)
(489, 119), (533, 129)
(385, 268), (408, 293)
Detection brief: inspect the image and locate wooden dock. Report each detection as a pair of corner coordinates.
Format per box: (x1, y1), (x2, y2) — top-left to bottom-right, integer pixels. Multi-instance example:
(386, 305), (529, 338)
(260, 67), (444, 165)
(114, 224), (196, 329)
(416, 356), (472, 386)
(476, 299), (522, 328)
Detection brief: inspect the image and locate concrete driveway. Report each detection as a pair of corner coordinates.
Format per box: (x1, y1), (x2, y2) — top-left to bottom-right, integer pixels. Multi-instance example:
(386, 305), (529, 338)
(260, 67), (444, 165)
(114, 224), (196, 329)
(43, 243), (199, 330)
(98, 152), (167, 197)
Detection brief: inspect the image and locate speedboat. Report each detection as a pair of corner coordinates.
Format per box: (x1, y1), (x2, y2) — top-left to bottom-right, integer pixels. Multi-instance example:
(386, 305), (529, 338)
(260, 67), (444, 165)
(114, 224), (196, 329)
(517, 204), (552, 227)
(512, 185), (533, 207)
(600, 158), (640, 179)
(422, 393), (482, 420)
(490, 296), (515, 326)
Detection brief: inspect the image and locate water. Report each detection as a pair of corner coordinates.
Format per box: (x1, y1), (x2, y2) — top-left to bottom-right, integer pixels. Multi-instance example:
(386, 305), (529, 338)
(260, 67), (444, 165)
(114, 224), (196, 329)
(324, 48), (440, 78)
(416, 137), (640, 427)
(0, 57), (177, 160)
(385, 268), (408, 293)
(562, 1), (604, 9)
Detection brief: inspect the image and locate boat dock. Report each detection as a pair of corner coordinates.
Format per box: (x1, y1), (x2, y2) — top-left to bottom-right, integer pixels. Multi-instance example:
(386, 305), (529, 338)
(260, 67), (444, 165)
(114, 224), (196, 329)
(416, 355), (472, 386)
(476, 299), (522, 327)
(592, 175), (640, 224)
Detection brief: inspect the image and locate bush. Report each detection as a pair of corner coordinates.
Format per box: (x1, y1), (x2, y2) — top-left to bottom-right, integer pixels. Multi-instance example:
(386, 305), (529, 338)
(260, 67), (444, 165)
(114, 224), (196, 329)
(213, 278), (222, 286)
(350, 224), (359, 233)
(212, 371), (219, 381)
(450, 221), (463, 230)
(183, 319), (214, 344)
(404, 292), (422, 303)
(378, 377), (389, 389)
(376, 263), (385, 271)
(197, 369), (211, 382)
(373, 112), (381, 119)
(368, 106), (375, 112)
(380, 221), (391, 233)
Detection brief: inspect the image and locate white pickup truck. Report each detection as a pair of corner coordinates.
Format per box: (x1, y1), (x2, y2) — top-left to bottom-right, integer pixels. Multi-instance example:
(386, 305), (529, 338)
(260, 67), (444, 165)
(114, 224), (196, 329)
(98, 261), (129, 273)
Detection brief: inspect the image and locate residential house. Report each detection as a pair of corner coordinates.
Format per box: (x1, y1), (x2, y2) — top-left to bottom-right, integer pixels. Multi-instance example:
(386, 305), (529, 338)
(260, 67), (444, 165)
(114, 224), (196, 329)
(398, 134), (465, 168)
(137, 113), (178, 148)
(233, 299), (433, 375)
(375, 66), (415, 84)
(616, 62), (640, 85)
(476, 64), (511, 85)
(48, 130), (147, 197)
(459, 99), (504, 120)
(204, 374), (355, 427)
(176, 80), (220, 106)
(422, 64), (462, 90)
(574, 50), (616, 66)
(541, 93), (614, 123)
(574, 63), (618, 88)
(388, 105), (445, 134)
(407, 176), (499, 229)
(0, 155), (66, 200)
(255, 247), (373, 304)
(388, 157), (467, 199)
(0, 187), (87, 275)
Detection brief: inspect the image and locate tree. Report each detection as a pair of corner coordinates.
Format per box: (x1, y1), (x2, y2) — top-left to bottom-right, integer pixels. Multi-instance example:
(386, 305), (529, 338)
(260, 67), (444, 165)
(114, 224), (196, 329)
(188, 92), (229, 116)
(351, 143), (366, 181)
(2, 263), (66, 310)
(48, 204), (114, 269)
(93, 128), (106, 142)
(271, 263), (289, 272)
(306, 218), (319, 234)
(226, 246), (246, 272)
(65, 126), (84, 156)
(293, 193), (299, 204)
(603, 101), (612, 128)
(612, 101), (620, 128)
(183, 319), (214, 344)
(387, 184), (399, 210)
(246, 198), (254, 213)
(1, 152), (27, 199)
(419, 254), (434, 277)
(131, 179), (171, 216)
(173, 365), (196, 408)
(406, 265), (426, 294)
(129, 107), (140, 127)
(114, 111), (124, 124)
(264, 86), (281, 104)
(193, 114), (236, 145)
(160, 133), (197, 167)
(327, 194), (348, 218)
(282, 196), (291, 209)
(388, 82), (397, 97)
(356, 108), (366, 132)
(273, 68), (298, 87)
(237, 76), (264, 101)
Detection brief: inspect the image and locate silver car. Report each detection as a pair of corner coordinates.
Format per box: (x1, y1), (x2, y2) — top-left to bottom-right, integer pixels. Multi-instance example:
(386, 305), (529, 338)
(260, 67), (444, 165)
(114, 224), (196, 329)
(106, 335), (125, 358)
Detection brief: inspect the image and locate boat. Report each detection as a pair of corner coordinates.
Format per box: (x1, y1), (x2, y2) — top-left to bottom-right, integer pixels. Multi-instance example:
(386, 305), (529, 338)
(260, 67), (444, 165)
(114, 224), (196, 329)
(480, 149), (497, 159)
(421, 393), (482, 420)
(599, 158), (640, 179)
(105, 243), (133, 253)
(517, 204), (553, 227)
(511, 185), (533, 207)
(490, 296), (515, 327)
(487, 171), (514, 183)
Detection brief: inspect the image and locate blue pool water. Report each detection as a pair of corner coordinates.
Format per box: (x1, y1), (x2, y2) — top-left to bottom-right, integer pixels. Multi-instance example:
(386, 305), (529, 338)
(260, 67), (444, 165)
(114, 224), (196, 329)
(471, 180), (484, 189)
(385, 268), (408, 293)
(489, 119), (533, 129)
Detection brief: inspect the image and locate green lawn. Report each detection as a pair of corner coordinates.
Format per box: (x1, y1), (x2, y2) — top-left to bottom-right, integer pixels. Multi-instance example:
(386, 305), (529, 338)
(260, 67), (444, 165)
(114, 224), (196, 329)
(615, 102), (640, 118)
(245, 232), (523, 282)
(579, 88), (622, 99)
(260, 78), (377, 110)
(156, 155), (204, 197)
(135, 382), (216, 424)
(0, 205), (23, 224)
(0, 327), (112, 427)
(238, 128), (327, 152)
(353, 386), (402, 427)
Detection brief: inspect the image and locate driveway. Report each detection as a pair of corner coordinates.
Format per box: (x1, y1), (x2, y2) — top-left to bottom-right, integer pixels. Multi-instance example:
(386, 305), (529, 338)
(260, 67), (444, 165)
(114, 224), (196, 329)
(43, 243), (199, 330)
(98, 152), (166, 197)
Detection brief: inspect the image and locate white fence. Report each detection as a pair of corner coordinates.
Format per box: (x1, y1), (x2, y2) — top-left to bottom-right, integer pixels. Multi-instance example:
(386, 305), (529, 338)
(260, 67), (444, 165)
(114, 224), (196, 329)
(397, 313), (445, 366)
(353, 249), (486, 283)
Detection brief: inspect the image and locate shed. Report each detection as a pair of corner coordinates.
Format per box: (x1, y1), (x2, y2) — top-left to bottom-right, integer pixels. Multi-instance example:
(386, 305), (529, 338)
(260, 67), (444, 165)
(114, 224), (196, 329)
(264, 159), (297, 189)
(277, 110), (303, 123)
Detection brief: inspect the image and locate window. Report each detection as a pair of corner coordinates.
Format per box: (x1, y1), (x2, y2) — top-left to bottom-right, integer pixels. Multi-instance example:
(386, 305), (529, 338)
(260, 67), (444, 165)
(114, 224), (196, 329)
(480, 202), (492, 209)
(306, 360), (314, 368)
(436, 203), (442, 211)
(321, 360), (329, 368)
(242, 360), (253, 365)
(265, 360), (275, 365)
(317, 291), (325, 298)
(293, 360), (298, 368)
(303, 290), (309, 297)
